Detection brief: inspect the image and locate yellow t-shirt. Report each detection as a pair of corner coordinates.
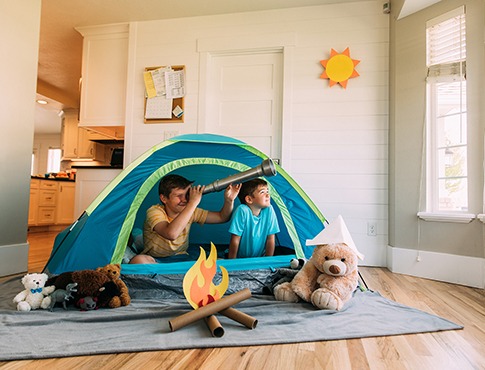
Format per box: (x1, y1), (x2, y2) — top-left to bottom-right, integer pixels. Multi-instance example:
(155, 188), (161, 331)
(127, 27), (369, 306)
(142, 204), (208, 258)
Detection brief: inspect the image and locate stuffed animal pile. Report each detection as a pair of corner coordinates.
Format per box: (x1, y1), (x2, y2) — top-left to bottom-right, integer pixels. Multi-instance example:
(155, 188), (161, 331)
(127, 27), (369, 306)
(47, 263), (131, 309)
(13, 273), (55, 311)
(274, 243), (360, 310)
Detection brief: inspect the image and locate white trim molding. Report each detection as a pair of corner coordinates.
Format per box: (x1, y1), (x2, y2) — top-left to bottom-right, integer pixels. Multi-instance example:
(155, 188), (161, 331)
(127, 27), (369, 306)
(477, 214), (485, 223)
(387, 245), (485, 288)
(417, 211), (476, 223)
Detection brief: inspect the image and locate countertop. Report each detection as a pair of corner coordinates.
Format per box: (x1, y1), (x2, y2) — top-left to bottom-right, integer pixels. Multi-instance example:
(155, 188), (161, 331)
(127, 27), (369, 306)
(71, 165), (122, 169)
(31, 176), (75, 182)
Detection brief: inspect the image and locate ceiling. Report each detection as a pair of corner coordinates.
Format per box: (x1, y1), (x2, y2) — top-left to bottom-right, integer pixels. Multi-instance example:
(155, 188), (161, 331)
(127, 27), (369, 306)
(35, 0), (436, 134)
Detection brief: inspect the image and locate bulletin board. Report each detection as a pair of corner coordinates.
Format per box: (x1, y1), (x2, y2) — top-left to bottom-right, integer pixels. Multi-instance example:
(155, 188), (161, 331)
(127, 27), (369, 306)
(144, 65), (185, 123)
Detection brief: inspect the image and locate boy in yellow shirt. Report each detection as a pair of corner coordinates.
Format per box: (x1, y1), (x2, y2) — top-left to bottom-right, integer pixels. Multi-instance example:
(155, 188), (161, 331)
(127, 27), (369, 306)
(129, 174), (240, 264)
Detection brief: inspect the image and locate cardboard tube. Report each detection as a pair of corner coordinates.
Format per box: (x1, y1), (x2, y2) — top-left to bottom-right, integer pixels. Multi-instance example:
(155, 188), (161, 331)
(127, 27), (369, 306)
(219, 307), (258, 329)
(169, 288), (251, 332)
(205, 315), (224, 337)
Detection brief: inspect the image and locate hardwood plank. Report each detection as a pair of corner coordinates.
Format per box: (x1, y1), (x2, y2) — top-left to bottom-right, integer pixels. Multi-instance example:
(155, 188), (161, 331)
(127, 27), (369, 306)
(0, 232), (484, 369)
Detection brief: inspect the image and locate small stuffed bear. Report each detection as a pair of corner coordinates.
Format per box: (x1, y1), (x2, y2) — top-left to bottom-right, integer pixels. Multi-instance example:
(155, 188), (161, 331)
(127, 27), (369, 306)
(274, 243), (359, 310)
(95, 264), (131, 308)
(13, 273), (55, 312)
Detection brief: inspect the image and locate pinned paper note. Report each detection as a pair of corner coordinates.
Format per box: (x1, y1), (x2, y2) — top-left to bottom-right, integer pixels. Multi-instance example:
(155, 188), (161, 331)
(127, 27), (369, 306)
(306, 215), (364, 260)
(172, 105), (184, 118)
(165, 69), (185, 99)
(145, 96), (173, 119)
(143, 71), (157, 98)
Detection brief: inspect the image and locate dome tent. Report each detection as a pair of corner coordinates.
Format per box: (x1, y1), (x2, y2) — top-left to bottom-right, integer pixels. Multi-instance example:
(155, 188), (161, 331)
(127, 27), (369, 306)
(45, 134), (326, 275)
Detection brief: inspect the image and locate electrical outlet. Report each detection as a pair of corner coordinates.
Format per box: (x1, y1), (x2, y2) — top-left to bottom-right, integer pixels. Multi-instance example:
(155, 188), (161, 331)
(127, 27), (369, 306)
(367, 221), (377, 236)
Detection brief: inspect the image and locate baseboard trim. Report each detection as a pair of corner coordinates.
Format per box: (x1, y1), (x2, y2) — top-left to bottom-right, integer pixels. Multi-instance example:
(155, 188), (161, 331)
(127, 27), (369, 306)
(0, 242), (29, 277)
(387, 245), (485, 288)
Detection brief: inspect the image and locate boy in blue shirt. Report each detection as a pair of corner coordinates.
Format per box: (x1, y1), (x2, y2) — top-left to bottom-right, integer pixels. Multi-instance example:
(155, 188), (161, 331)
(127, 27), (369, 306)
(227, 178), (280, 258)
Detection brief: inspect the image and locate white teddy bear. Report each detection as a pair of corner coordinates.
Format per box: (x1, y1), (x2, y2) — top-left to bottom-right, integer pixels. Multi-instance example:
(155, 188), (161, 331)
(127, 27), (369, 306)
(13, 273), (55, 312)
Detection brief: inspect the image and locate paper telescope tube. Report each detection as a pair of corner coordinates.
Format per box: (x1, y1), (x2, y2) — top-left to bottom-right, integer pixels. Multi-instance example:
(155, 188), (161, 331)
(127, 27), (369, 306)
(168, 288), (252, 332)
(202, 158), (276, 194)
(205, 315), (224, 337)
(219, 307), (258, 329)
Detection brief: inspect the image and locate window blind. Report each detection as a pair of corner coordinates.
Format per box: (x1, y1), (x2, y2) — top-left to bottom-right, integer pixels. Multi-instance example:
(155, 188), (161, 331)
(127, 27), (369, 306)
(426, 6), (466, 81)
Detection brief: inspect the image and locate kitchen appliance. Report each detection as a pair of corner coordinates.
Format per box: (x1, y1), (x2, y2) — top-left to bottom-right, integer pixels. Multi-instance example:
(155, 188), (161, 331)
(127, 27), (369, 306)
(110, 148), (124, 168)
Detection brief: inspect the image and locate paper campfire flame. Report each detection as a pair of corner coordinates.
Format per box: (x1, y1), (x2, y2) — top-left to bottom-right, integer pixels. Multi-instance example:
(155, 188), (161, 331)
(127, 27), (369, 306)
(182, 243), (229, 309)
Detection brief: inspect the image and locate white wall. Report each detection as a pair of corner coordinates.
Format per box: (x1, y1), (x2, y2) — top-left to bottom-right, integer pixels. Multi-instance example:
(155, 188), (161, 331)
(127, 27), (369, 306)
(389, 0), (485, 287)
(124, 1), (389, 265)
(0, 1), (41, 275)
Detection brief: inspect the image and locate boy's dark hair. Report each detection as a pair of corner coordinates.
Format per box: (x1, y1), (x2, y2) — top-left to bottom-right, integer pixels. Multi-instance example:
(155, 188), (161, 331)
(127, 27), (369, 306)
(158, 174), (194, 198)
(238, 178), (268, 205)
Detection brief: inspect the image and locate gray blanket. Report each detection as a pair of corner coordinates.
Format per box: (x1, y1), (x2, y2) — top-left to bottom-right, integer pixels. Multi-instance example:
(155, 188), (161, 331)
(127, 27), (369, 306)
(0, 273), (462, 361)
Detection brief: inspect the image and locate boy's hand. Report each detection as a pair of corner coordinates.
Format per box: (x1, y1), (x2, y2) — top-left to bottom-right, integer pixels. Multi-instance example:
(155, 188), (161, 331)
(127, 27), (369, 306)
(224, 183), (241, 202)
(187, 185), (204, 206)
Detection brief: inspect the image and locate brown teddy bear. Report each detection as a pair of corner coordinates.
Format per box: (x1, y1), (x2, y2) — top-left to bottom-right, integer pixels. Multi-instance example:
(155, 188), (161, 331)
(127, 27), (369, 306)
(274, 243), (360, 310)
(48, 269), (110, 299)
(95, 264), (131, 308)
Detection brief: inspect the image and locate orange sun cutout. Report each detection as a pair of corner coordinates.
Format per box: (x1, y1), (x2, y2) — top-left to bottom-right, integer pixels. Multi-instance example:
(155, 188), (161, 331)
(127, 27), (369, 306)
(320, 47), (360, 88)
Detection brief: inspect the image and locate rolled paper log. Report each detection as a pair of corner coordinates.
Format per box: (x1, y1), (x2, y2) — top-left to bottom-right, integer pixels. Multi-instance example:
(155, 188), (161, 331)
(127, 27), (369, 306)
(219, 307), (258, 329)
(204, 315), (225, 337)
(169, 288), (252, 332)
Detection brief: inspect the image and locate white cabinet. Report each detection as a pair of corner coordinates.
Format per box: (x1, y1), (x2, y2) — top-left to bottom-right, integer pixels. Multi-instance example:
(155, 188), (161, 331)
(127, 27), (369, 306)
(56, 182), (76, 224)
(29, 179), (76, 226)
(61, 110), (79, 159)
(61, 109), (103, 161)
(77, 24), (129, 127)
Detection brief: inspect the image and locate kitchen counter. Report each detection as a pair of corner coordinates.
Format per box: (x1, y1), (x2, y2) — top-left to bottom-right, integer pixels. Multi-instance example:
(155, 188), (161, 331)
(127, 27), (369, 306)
(31, 176), (75, 182)
(71, 165), (122, 170)
(71, 165), (122, 169)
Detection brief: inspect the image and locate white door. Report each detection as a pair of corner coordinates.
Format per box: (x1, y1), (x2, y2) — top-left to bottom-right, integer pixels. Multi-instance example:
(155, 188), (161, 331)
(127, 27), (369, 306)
(205, 51), (283, 161)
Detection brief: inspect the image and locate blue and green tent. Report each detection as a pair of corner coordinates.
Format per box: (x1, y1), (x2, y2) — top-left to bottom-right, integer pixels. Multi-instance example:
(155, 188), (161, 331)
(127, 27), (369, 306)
(45, 134), (326, 275)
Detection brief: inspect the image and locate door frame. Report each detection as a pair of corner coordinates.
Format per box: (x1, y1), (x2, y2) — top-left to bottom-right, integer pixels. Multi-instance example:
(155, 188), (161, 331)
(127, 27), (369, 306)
(197, 33), (295, 170)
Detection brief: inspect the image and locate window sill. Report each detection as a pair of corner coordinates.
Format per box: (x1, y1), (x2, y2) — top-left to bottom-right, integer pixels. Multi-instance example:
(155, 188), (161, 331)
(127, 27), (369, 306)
(477, 214), (485, 223)
(417, 212), (475, 223)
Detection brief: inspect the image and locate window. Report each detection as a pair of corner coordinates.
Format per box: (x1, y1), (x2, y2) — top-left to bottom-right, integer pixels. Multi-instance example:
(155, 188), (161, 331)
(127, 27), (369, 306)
(47, 148), (62, 173)
(425, 7), (467, 213)
(31, 153), (35, 176)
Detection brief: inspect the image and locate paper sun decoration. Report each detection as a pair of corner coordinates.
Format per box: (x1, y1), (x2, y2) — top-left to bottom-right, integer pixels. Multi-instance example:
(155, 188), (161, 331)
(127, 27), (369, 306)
(183, 243), (229, 309)
(320, 47), (360, 88)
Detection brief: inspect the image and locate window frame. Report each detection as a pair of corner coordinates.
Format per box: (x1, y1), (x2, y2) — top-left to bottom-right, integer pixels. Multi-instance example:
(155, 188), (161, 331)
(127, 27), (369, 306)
(419, 6), (473, 222)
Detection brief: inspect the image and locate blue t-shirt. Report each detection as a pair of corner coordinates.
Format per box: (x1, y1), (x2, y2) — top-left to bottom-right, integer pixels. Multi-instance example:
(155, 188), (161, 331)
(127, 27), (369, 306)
(228, 204), (280, 258)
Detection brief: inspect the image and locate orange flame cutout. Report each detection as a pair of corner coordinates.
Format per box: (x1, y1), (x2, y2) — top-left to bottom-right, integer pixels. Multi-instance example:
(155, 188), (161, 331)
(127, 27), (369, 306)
(182, 243), (229, 309)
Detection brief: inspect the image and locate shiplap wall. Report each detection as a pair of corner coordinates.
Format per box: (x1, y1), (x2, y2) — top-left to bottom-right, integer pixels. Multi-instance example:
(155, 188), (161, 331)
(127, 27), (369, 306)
(124, 1), (389, 265)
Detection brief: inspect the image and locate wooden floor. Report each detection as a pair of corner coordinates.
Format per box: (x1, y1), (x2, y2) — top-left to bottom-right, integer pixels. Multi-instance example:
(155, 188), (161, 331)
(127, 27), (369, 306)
(1, 232), (484, 370)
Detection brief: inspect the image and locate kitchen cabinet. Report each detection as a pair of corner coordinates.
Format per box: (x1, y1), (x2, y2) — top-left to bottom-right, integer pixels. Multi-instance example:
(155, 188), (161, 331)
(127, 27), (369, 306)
(77, 23), (129, 127)
(28, 179), (40, 225)
(56, 182), (76, 224)
(61, 110), (79, 159)
(37, 180), (57, 225)
(28, 179), (76, 227)
(61, 109), (103, 161)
